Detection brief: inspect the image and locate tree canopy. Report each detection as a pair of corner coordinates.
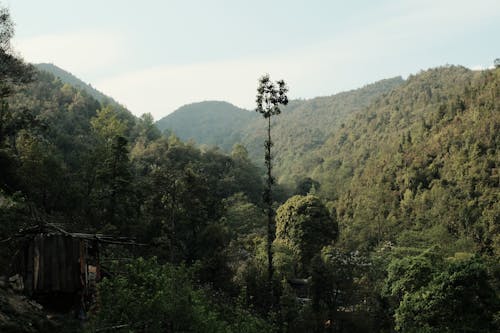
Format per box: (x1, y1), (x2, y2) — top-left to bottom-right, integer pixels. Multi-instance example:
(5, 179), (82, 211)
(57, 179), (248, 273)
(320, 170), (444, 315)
(275, 195), (338, 274)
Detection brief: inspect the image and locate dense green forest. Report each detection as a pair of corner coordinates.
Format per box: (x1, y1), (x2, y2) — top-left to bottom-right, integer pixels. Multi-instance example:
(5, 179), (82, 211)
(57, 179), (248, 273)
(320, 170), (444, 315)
(34, 63), (122, 108)
(310, 66), (500, 255)
(156, 100), (258, 151)
(1, 5), (499, 333)
(156, 76), (404, 184)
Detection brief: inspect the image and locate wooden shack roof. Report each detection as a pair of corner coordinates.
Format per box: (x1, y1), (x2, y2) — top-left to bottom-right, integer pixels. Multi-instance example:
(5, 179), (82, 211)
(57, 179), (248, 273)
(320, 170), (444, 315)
(3, 223), (142, 246)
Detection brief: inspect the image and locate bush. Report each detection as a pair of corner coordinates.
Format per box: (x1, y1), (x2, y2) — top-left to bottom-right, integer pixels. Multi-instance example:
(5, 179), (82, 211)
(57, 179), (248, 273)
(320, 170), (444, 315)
(90, 257), (273, 333)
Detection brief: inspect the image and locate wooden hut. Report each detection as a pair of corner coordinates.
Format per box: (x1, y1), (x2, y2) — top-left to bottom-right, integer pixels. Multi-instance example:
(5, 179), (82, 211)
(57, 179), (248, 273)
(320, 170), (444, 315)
(9, 223), (137, 311)
(17, 232), (99, 295)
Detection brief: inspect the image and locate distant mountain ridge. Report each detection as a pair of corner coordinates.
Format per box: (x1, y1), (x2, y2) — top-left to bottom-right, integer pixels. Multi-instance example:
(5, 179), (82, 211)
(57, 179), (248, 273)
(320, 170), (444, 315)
(34, 63), (122, 107)
(156, 76), (405, 183)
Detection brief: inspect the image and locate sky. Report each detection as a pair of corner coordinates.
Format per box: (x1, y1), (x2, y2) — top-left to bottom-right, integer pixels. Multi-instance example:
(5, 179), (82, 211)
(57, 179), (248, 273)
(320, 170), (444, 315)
(4, 0), (500, 120)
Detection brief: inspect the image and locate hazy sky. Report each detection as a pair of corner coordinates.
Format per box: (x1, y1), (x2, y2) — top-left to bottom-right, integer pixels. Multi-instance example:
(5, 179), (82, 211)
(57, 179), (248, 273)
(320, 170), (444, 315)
(5, 0), (500, 119)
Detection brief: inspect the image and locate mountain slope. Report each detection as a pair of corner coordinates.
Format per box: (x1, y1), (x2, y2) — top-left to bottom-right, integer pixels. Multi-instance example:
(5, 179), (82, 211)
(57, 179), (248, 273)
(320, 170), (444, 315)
(307, 66), (499, 254)
(156, 101), (257, 151)
(156, 77), (405, 183)
(243, 76), (405, 183)
(34, 63), (121, 107)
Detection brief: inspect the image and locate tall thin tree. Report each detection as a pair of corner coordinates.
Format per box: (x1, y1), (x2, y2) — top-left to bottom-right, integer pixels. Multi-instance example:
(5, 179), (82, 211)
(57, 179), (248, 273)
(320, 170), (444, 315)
(255, 74), (288, 304)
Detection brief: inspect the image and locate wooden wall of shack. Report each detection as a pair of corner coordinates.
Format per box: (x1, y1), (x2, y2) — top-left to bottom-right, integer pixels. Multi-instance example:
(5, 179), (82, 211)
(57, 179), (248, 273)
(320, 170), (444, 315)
(14, 233), (99, 295)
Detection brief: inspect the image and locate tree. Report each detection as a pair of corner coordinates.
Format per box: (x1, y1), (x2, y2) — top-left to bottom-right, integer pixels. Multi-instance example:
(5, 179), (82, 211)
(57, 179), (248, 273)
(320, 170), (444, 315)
(93, 257), (272, 332)
(88, 106), (134, 232)
(0, 6), (32, 99)
(383, 248), (443, 301)
(0, 6), (13, 50)
(275, 195), (338, 275)
(295, 177), (320, 196)
(310, 247), (371, 332)
(134, 112), (161, 143)
(0, 5), (33, 153)
(495, 58), (500, 68)
(228, 144), (263, 204)
(395, 257), (499, 333)
(255, 74), (288, 303)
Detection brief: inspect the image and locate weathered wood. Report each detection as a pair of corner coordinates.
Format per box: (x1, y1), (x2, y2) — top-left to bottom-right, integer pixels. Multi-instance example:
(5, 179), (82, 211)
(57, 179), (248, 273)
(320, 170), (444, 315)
(38, 236), (45, 292)
(95, 324), (130, 332)
(26, 240), (34, 294)
(9, 222), (139, 309)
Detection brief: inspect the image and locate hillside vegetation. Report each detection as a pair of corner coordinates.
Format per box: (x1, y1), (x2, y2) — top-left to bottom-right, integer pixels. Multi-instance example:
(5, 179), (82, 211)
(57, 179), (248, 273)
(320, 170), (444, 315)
(156, 100), (258, 151)
(309, 66), (499, 256)
(35, 63), (122, 108)
(1, 5), (498, 332)
(156, 77), (404, 184)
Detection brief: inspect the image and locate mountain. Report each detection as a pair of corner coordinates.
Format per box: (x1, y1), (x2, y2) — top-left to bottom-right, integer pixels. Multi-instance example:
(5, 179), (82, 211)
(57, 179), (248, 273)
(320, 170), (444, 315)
(306, 66), (499, 254)
(34, 63), (121, 107)
(155, 66), (499, 255)
(156, 77), (405, 183)
(242, 76), (405, 183)
(156, 101), (258, 151)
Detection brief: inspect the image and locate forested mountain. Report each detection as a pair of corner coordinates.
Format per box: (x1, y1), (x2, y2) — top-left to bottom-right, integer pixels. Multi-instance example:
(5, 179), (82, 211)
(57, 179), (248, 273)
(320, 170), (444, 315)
(35, 63), (122, 107)
(244, 76), (405, 183)
(1, 62), (269, 331)
(1, 5), (498, 331)
(156, 100), (258, 151)
(152, 67), (498, 331)
(306, 65), (499, 255)
(156, 77), (404, 183)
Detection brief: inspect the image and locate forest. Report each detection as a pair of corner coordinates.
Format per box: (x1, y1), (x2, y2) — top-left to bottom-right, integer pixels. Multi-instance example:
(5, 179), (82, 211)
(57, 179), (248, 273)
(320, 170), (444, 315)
(0, 4), (499, 333)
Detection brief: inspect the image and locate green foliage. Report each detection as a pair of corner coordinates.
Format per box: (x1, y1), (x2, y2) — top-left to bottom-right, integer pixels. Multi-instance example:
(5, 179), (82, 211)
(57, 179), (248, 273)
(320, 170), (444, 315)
(1, 8), (499, 331)
(156, 101), (257, 151)
(155, 77), (404, 186)
(35, 63), (122, 108)
(255, 74), (289, 306)
(134, 112), (161, 143)
(221, 192), (265, 236)
(15, 131), (68, 212)
(307, 247), (375, 332)
(0, 5), (13, 50)
(294, 177), (320, 196)
(394, 256), (499, 333)
(384, 248), (443, 300)
(308, 66), (500, 255)
(93, 257), (273, 333)
(275, 195), (338, 274)
(90, 106), (127, 141)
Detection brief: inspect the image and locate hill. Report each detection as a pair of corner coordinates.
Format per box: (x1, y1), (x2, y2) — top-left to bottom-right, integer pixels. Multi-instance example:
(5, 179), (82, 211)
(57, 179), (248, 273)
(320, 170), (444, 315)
(34, 63), (121, 107)
(2, 3), (498, 330)
(243, 76), (405, 183)
(156, 101), (258, 151)
(156, 77), (405, 184)
(306, 66), (499, 254)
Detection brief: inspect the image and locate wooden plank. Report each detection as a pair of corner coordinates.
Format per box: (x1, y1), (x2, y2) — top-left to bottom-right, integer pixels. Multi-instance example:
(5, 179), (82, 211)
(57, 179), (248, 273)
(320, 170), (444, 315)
(52, 235), (61, 291)
(58, 235), (66, 292)
(70, 237), (80, 292)
(74, 237), (80, 291)
(25, 239), (34, 294)
(33, 240), (39, 291)
(37, 235), (44, 291)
